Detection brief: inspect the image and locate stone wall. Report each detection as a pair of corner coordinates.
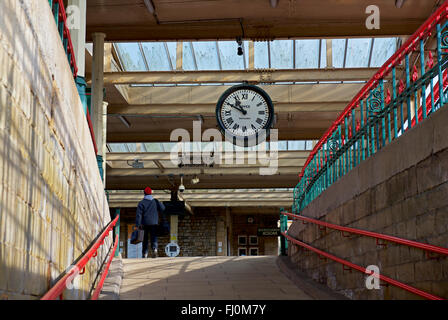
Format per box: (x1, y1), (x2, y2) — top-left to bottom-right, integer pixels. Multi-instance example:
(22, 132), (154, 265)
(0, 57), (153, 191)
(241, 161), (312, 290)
(288, 104), (448, 300)
(0, 0), (111, 299)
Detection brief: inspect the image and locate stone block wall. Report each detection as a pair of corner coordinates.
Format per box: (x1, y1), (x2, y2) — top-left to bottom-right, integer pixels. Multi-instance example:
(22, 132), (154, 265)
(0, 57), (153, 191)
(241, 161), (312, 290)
(0, 0), (111, 299)
(288, 103), (448, 300)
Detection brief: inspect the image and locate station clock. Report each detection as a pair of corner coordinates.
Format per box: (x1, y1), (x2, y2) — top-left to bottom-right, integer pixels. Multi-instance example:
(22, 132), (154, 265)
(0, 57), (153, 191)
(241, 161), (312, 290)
(216, 84), (275, 147)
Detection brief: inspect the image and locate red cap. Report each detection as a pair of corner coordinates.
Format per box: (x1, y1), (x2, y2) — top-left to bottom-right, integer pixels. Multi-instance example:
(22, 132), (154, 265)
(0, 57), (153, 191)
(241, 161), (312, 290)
(144, 187), (152, 195)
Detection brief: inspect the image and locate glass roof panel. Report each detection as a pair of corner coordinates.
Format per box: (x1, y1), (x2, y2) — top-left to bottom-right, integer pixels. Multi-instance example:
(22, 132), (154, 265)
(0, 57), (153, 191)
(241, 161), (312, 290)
(345, 38), (371, 68)
(108, 143), (129, 152)
(193, 41), (220, 70)
(332, 39), (346, 68)
(141, 42), (171, 71)
(319, 39), (327, 68)
(144, 143), (165, 152)
(370, 38), (397, 67)
(287, 140), (306, 150)
(218, 41), (245, 70)
(126, 143), (137, 152)
(270, 40), (293, 69)
(108, 140), (317, 153)
(295, 39), (320, 69)
(166, 42), (177, 68)
(113, 38), (398, 73)
(243, 41), (249, 68)
(115, 43), (147, 71)
(254, 41), (269, 68)
(182, 42), (196, 71)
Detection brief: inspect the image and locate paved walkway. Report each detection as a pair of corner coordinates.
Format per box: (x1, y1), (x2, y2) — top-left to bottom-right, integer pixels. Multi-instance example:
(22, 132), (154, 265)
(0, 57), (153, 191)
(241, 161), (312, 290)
(119, 256), (315, 300)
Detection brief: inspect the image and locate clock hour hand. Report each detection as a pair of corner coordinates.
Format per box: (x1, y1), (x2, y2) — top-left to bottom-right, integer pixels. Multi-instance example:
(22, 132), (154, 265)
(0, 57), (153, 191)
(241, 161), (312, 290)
(228, 100), (247, 115)
(234, 98), (247, 115)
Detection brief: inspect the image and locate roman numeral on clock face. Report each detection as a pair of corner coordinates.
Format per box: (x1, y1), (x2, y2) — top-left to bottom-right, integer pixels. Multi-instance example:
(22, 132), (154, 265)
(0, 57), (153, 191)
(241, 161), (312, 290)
(225, 110), (231, 116)
(256, 118), (263, 125)
(226, 118), (234, 125)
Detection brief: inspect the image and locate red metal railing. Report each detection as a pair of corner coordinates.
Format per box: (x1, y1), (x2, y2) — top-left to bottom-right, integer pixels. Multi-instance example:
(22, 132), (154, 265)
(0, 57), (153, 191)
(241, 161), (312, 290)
(49, 0), (78, 78)
(282, 212), (448, 257)
(49, 1), (98, 156)
(41, 215), (119, 300)
(411, 69), (448, 126)
(86, 108), (99, 155)
(282, 232), (444, 300)
(91, 235), (119, 300)
(298, 1), (448, 181)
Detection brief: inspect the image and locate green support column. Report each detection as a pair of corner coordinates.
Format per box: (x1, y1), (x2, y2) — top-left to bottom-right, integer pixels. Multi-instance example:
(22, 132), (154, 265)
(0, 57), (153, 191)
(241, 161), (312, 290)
(279, 208), (288, 256)
(114, 208), (121, 257)
(75, 76), (88, 115)
(97, 154), (104, 181)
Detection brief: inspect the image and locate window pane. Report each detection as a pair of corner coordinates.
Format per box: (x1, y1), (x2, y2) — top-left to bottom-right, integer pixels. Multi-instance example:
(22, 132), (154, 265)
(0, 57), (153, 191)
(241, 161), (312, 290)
(141, 42), (171, 71)
(332, 39), (346, 68)
(108, 143), (128, 152)
(345, 38), (371, 68)
(115, 43), (147, 71)
(254, 42), (269, 68)
(218, 41), (245, 70)
(295, 40), (320, 69)
(271, 40), (293, 69)
(166, 42), (177, 68)
(319, 39), (327, 69)
(370, 38), (397, 67)
(182, 42), (196, 70)
(193, 41), (220, 70)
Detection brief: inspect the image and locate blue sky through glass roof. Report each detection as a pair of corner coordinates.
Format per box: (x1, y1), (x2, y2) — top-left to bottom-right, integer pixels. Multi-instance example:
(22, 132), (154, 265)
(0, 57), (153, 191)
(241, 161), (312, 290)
(370, 38), (397, 67)
(115, 43), (148, 71)
(115, 38), (398, 73)
(108, 140), (316, 153)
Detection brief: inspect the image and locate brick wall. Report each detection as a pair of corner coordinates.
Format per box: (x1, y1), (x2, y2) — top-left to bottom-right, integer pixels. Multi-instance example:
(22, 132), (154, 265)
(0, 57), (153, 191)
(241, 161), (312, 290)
(120, 212), (217, 258)
(0, 1), (111, 299)
(288, 104), (448, 300)
(177, 213), (217, 257)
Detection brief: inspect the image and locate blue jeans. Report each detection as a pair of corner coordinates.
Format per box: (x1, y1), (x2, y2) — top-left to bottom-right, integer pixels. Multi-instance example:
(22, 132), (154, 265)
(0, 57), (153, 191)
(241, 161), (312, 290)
(142, 225), (158, 257)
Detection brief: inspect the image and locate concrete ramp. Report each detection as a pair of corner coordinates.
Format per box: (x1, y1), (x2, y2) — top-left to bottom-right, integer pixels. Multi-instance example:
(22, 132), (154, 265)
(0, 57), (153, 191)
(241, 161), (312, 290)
(118, 256), (341, 300)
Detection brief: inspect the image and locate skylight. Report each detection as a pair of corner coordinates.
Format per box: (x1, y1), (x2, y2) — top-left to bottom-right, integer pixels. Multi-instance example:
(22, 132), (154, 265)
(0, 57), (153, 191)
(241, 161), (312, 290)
(113, 38), (398, 73)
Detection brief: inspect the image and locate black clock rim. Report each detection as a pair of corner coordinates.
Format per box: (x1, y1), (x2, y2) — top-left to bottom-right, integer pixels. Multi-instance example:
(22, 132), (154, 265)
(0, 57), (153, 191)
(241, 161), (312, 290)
(215, 84), (274, 146)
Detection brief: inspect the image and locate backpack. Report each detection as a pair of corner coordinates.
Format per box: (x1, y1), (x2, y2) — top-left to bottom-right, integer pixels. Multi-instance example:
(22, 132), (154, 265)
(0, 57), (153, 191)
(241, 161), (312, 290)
(155, 199), (170, 236)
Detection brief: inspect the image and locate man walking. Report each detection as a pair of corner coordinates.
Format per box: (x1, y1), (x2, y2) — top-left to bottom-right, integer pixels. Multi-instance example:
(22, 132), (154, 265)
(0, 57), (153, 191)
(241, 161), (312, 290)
(135, 187), (166, 258)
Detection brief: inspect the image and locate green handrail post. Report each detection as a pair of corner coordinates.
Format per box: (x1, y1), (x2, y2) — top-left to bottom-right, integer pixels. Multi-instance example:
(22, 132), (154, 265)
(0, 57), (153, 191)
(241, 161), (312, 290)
(114, 209), (121, 257)
(392, 67), (398, 138)
(405, 54), (412, 129)
(420, 39), (427, 119)
(436, 23), (444, 110)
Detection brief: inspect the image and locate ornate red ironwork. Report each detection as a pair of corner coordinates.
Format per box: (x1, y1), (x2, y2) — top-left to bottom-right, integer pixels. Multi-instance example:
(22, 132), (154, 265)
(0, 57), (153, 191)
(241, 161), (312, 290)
(298, 1), (448, 181)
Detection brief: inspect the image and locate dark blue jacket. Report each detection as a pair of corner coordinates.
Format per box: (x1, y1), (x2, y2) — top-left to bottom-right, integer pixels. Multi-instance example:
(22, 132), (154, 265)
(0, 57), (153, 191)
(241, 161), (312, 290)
(136, 197), (166, 226)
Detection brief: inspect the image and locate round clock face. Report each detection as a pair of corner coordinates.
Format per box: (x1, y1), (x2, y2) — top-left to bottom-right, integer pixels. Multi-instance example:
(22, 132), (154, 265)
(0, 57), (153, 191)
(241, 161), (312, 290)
(216, 85), (274, 146)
